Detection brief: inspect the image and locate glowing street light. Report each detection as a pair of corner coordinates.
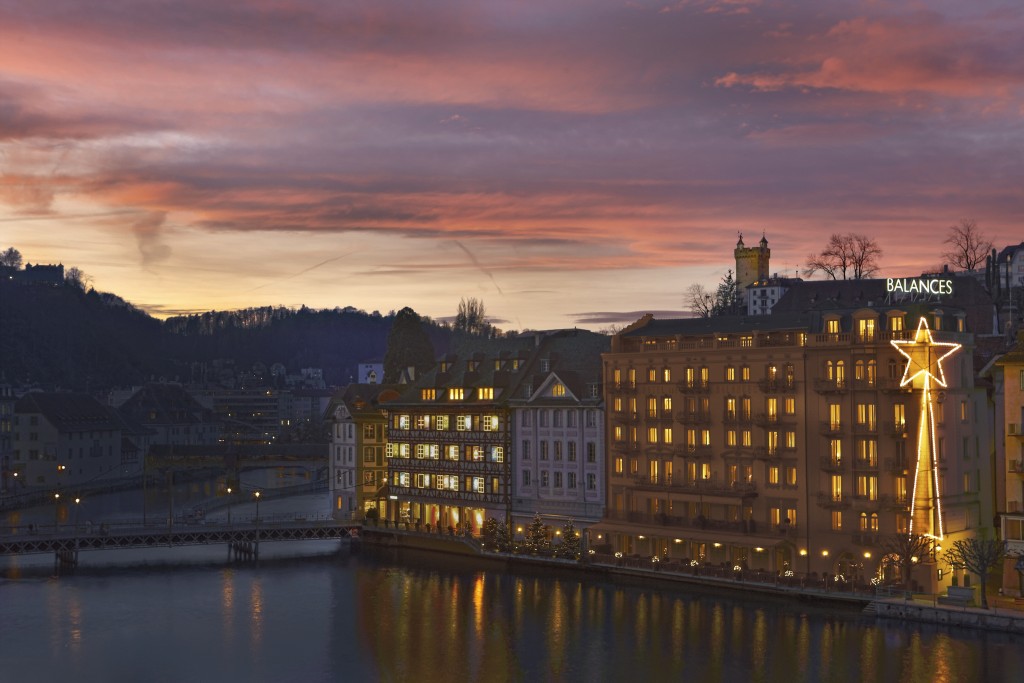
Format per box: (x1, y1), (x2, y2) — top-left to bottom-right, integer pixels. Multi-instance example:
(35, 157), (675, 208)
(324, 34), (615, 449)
(254, 490), (261, 524)
(226, 487), (233, 526)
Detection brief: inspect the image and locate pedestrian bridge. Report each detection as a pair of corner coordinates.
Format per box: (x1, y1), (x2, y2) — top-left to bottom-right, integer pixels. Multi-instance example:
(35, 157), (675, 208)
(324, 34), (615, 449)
(0, 519), (361, 567)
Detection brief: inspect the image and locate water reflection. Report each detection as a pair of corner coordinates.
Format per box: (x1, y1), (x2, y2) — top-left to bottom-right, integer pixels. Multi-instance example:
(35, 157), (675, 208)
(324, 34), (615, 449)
(2, 550), (1022, 683)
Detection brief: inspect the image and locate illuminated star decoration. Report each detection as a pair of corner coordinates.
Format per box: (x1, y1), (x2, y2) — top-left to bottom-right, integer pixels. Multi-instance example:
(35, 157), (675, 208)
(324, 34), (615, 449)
(890, 317), (961, 541)
(891, 317), (961, 389)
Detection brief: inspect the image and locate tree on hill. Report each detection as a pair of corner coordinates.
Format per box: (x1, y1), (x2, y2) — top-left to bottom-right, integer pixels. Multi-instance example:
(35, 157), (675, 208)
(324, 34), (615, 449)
(383, 307), (436, 383)
(0, 247), (23, 269)
(685, 270), (739, 318)
(804, 233), (882, 280)
(454, 297), (495, 337)
(942, 219), (992, 272)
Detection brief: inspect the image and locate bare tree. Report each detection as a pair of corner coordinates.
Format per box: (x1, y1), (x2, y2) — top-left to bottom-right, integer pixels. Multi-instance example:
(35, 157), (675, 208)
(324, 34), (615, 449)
(685, 283), (715, 318)
(877, 534), (932, 589)
(0, 247), (23, 269)
(943, 538), (1007, 609)
(65, 266), (93, 291)
(804, 233), (882, 280)
(454, 297), (493, 336)
(942, 219), (992, 271)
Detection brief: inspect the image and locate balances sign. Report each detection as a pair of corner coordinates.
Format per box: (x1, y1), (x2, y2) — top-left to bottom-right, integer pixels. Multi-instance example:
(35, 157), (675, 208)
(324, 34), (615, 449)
(885, 277), (954, 303)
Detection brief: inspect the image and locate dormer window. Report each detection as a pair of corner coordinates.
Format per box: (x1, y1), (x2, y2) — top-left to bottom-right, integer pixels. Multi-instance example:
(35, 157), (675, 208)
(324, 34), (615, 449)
(448, 388), (465, 400)
(478, 387), (494, 400)
(421, 389), (436, 400)
(552, 383), (567, 397)
(541, 359), (550, 373)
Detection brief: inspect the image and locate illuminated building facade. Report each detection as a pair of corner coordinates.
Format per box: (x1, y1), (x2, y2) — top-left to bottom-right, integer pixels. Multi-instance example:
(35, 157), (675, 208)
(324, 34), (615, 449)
(600, 276), (995, 590)
(384, 340), (535, 532)
(327, 384), (397, 521)
(992, 335), (1024, 596)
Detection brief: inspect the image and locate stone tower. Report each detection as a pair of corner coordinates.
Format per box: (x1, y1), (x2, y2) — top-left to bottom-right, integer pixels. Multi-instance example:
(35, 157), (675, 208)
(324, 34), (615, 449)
(734, 233), (770, 294)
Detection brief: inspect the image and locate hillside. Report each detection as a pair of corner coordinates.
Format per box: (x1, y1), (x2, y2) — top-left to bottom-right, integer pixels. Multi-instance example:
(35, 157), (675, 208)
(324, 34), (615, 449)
(0, 281), (450, 390)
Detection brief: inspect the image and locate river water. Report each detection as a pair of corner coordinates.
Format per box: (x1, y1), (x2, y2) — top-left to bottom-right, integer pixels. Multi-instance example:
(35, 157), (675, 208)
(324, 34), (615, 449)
(1, 543), (1021, 683)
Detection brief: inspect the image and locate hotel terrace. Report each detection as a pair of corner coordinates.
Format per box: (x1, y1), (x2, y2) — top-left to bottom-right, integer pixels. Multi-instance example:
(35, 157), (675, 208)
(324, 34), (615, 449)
(598, 276), (996, 591)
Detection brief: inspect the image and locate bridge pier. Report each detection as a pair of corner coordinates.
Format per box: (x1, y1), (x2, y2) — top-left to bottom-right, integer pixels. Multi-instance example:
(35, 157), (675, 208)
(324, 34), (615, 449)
(54, 546), (79, 571)
(229, 540), (259, 562)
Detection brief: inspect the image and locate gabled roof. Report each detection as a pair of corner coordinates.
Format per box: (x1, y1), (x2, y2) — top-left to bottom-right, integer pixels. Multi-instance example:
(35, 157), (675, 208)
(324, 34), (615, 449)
(325, 383), (401, 420)
(118, 383), (214, 426)
(15, 392), (124, 432)
(620, 312), (810, 338)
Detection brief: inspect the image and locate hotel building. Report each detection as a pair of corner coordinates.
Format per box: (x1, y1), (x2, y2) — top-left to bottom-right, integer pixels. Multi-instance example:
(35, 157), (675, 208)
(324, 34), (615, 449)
(599, 275), (996, 591)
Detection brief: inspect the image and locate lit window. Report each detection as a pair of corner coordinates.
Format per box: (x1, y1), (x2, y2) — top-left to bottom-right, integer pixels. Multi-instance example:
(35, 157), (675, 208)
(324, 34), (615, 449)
(421, 389), (436, 400)
(552, 383), (566, 397)
(449, 388), (465, 400)
(663, 428), (673, 444)
(478, 387), (494, 400)
(482, 415), (499, 431)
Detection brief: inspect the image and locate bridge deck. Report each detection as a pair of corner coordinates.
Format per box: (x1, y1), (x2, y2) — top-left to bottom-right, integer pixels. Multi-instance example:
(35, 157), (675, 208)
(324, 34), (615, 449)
(0, 521), (361, 556)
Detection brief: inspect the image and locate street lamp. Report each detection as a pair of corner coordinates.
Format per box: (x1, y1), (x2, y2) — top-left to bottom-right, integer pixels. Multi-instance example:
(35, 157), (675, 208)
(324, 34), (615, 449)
(254, 490), (261, 524)
(226, 487), (233, 526)
(54, 492), (60, 529)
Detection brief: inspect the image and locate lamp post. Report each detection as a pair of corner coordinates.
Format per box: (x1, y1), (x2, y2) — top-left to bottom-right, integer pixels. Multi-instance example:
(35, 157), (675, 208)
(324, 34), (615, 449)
(254, 490), (261, 525)
(226, 487), (233, 526)
(54, 492), (61, 530)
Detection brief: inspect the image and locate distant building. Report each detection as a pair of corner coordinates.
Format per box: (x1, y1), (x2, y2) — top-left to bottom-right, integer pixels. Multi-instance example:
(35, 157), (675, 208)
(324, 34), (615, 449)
(990, 336), (1024, 596)
(11, 393), (126, 489)
(3, 263), (65, 286)
(358, 361), (384, 385)
(116, 383), (219, 446)
(734, 233), (770, 312)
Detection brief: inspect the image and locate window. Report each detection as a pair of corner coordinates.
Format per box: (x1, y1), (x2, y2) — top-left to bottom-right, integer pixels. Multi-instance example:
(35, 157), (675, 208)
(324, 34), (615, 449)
(829, 403), (842, 430)
(540, 441), (549, 460)
(554, 442), (562, 460)
(726, 366), (736, 382)
(568, 442), (576, 461)
(831, 511), (842, 531)
(726, 430), (737, 447)
(858, 318), (876, 341)
(855, 474), (878, 501)
(613, 368), (621, 387)
(826, 319), (840, 334)
(522, 410), (533, 426)
(482, 415), (499, 431)
(830, 439), (842, 463)
(830, 474), (843, 501)
(457, 415), (472, 431)
(414, 415), (430, 430)
(785, 430), (796, 449)
(435, 415), (449, 430)
(568, 472), (577, 489)
(472, 477), (485, 493)
(449, 388), (465, 400)
(648, 397), (658, 418)
(768, 466), (780, 485)
(614, 457), (623, 474)
(725, 397), (737, 420)
(663, 368), (672, 382)
(859, 512), (879, 532)
(856, 403), (877, 430)
(857, 439), (877, 466)
(663, 428), (673, 444)
(586, 410), (597, 427)
(467, 445), (484, 461)
(490, 446), (504, 463)
(587, 473), (596, 490)
(363, 447), (377, 464)
(701, 429), (711, 446)
(522, 441), (531, 460)
(648, 427), (658, 444)
(741, 430), (751, 447)
(396, 415), (411, 430)
(541, 471), (549, 487)
(478, 387), (494, 400)
(662, 396), (672, 414)
(785, 467), (797, 486)
(648, 368), (657, 383)
(614, 425), (624, 442)
(552, 383), (567, 397)
(554, 472), (563, 488)
(421, 388), (436, 400)
(613, 397), (622, 413)
(522, 470), (531, 486)
(587, 442), (596, 462)
(960, 400), (968, 422)
(445, 444), (459, 460)
(741, 365), (750, 381)
(866, 360), (876, 386)
(767, 430), (779, 455)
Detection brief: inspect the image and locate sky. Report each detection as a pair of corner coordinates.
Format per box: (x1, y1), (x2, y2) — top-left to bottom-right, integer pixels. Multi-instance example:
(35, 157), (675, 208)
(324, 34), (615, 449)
(1, 0), (1022, 331)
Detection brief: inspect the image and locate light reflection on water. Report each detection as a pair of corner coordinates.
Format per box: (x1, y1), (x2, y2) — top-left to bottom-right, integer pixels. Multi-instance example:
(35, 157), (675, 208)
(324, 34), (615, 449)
(1, 547), (1022, 683)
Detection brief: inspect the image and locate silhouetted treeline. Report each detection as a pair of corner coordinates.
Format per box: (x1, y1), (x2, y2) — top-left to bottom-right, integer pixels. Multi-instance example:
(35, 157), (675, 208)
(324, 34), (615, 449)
(0, 282), (451, 391)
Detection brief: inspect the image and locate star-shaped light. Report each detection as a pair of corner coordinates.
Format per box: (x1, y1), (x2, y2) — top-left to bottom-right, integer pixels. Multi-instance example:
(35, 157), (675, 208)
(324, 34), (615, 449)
(890, 317), (961, 388)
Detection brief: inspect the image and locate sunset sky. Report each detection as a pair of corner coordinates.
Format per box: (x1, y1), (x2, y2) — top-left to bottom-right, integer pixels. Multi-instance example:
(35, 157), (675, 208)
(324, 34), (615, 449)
(1, 0), (1022, 330)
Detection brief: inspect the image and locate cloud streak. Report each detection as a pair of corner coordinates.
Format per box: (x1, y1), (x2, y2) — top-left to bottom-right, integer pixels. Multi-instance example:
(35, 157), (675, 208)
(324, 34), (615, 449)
(0, 1), (1021, 329)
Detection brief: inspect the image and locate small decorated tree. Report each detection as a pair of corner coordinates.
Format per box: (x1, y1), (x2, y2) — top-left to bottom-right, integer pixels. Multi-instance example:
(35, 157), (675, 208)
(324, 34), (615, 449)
(493, 520), (512, 552)
(555, 519), (581, 560)
(481, 517), (500, 550)
(524, 513), (551, 555)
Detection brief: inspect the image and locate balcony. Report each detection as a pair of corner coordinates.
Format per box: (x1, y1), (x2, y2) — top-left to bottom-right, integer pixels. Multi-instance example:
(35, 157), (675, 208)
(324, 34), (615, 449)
(819, 421), (843, 436)
(1010, 424), (1022, 437)
(882, 495), (909, 511)
(884, 421), (909, 438)
(884, 457), (910, 474)
(757, 379), (797, 394)
(674, 444), (714, 459)
(850, 532), (880, 547)
(852, 458), (879, 471)
(628, 475), (758, 499)
(677, 381), (711, 395)
(813, 379), (848, 394)
(819, 456), (844, 472)
(878, 378), (909, 393)
(676, 411), (712, 425)
(852, 421), (877, 435)
(816, 492), (850, 509)
(753, 413), (784, 428)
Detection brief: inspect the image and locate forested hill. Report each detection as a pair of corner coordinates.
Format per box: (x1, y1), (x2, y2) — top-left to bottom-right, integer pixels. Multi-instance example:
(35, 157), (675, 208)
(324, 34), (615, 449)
(0, 281), (450, 391)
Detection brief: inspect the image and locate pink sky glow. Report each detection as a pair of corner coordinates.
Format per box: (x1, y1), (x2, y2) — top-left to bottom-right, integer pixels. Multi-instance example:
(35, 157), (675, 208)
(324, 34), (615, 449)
(1, 0), (1022, 330)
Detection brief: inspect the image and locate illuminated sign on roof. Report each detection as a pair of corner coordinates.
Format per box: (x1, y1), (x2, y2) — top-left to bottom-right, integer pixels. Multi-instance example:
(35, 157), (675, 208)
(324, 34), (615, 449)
(885, 277), (953, 304)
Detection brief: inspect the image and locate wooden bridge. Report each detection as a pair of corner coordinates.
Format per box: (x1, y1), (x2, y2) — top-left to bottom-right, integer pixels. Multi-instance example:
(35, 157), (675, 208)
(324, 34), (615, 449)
(0, 519), (361, 569)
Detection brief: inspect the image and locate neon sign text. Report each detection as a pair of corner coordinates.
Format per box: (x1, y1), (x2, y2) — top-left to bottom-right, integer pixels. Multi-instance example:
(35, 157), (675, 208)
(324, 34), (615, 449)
(886, 278), (953, 296)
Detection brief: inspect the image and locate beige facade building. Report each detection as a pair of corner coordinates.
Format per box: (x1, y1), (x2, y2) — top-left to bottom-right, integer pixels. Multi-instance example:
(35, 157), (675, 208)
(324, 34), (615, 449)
(600, 276), (995, 591)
